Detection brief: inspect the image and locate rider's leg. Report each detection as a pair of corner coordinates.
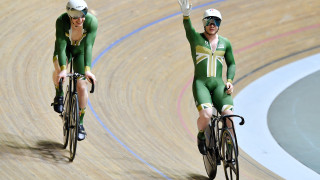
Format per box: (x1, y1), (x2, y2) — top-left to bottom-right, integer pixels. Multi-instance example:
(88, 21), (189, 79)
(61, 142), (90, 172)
(196, 107), (213, 155)
(197, 107), (213, 132)
(77, 79), (88, 125)
(52, 57), (68, 113)
(72, 53), (88, 140)
(221, 109), (234, 136)
(77, 79), (88, 140)
(193, 79), (213, 155)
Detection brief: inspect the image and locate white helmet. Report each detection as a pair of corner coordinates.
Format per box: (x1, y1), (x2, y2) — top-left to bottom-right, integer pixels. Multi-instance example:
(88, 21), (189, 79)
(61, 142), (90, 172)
(66, 0), (88, 18)
(202, 9), (222, 27)
(203, 9), (222, 20)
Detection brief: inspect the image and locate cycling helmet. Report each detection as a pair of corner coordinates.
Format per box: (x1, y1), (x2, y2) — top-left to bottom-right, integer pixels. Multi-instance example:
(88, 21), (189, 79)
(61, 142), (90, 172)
(202, 9), (222, 27)
(66, 0), (88, 18)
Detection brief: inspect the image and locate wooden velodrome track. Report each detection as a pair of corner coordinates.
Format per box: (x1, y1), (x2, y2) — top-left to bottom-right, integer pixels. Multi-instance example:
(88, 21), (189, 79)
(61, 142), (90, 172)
(0, 0), (319, 179)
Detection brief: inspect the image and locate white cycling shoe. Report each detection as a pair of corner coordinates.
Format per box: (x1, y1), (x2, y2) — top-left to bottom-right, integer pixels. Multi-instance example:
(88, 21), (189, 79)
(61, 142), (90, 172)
(78, 124), (87, 141)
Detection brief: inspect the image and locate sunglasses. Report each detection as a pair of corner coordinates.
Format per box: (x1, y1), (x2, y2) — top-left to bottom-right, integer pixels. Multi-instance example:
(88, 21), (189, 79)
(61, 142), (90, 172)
(202, 17), (221, 27)
(71, 14), (85, 19)
(69, 8), (88, 19)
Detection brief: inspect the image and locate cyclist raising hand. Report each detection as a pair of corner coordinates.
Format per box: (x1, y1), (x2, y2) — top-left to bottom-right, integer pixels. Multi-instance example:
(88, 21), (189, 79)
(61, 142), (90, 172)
(178, 0), (236, 155)
(51, 0), (97, 141)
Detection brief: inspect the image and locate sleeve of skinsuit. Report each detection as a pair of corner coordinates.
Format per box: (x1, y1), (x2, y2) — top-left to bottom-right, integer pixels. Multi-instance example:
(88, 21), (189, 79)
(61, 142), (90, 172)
(183, 16), (196, 43)
(84, 15), (98, 72)
(55, 18), (68, 70)
(225, 39), (236, 82)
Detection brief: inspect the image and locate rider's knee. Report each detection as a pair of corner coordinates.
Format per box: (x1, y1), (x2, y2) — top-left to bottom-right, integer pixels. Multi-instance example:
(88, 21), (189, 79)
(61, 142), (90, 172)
(221, 105), (233, 115)
(199, 108), (213, 120)
(77, 81), (87, 93)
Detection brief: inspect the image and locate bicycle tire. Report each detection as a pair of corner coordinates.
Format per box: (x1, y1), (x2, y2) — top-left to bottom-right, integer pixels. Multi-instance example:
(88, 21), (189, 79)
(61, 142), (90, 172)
(62, 87), (70, 149)
(221, 129), (239, 180)
(203, 125), (217, 179)
(69, 94), (79, 161)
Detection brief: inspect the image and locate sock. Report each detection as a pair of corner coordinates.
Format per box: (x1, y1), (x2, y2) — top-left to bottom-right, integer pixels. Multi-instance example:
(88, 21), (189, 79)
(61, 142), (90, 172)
(79, 108), (86, 125)
(197, 130), (205, 140)
(55, 85), (64, 97)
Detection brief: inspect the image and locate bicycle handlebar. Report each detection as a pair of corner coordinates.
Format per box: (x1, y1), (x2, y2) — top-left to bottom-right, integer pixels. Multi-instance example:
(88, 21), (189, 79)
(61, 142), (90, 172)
(221, 114), (245, 125)
(59, 73), (95, 93)
(59, 78), (63, 92)
(88, 78), (95, 93)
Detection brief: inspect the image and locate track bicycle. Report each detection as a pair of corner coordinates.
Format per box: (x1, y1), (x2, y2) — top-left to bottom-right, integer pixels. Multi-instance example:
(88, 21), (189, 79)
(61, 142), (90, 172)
(203, 107), (245, 180)
(59, 67), (94, 162)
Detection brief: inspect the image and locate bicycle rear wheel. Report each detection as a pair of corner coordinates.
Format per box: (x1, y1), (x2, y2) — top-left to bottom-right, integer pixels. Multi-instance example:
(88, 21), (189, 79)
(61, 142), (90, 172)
(69, 94), (79, 161)
(203, 125), (217, 180)
(221, 129), (239, 180)
(62, 88), (70, 149)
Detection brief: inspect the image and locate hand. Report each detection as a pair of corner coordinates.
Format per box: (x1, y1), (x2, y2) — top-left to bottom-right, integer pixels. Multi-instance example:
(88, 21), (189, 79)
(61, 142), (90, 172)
(85, 71), (96, 85)
(178, 0), (192, 16)
(225, 82), (234, 95)
(57, 69), (67, 85)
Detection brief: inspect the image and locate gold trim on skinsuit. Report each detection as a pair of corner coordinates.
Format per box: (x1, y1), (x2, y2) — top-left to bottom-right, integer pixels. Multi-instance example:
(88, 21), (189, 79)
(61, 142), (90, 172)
(196, 46), (211, 64)
(60, 65), (67, 71)
(53, 55), (58, 62)
(221, 105), (233, 112)
(75, 33), (87, 46)
(84, 66), (91, 72)
(197, 103), (213, 111)
(65, 31), (87, 46)
(183, 16), (190, 20)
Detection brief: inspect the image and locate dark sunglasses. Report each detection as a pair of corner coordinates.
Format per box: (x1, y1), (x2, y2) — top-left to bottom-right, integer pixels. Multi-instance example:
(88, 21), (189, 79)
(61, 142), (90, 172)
(203, 17), (221, 27)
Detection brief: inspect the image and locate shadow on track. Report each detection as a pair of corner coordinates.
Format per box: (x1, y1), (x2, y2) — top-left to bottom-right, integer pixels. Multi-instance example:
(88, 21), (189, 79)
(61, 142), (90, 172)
(0, 133), (70, 163)
(187, 173), (209, 180)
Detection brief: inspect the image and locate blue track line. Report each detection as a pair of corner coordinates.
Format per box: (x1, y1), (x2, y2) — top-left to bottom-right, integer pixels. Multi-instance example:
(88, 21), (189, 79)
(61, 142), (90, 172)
(88, 0), (225, 179)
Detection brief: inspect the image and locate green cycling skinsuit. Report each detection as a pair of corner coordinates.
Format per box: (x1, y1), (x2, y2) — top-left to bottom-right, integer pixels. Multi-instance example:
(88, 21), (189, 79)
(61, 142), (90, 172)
(53, 12), (97, 74)
(52, 12), (97, 130)
(183, 16), (235, 113)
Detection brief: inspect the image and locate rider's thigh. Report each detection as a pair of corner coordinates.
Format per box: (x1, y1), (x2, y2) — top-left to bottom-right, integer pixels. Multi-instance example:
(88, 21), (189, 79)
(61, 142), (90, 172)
(212, 85), (233, 112)
(73, 54), (85, 75)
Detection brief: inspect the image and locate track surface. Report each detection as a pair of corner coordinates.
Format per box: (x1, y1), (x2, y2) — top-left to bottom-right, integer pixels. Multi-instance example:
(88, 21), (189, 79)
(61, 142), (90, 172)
(0, 0), (319, 179)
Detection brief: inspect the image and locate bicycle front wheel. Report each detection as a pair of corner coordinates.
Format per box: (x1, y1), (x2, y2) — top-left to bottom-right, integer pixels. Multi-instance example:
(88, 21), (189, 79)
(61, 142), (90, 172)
(69, 94), (79, 162)
(62, 88), (70, 149)
(203, 125), (217, 180)
(221, 129), (239, 180)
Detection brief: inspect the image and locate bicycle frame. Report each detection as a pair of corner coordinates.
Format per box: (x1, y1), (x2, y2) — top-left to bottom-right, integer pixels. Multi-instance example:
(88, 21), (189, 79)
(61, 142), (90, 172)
(59, 59), (95, 161)
(203, 106), (245, 180)
(209, 113), (245, 158)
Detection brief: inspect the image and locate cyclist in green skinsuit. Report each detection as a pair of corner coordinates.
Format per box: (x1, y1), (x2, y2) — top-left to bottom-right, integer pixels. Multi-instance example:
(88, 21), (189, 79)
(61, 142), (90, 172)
(51, 0), (97, 141)
(178, 0), (236, 155)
